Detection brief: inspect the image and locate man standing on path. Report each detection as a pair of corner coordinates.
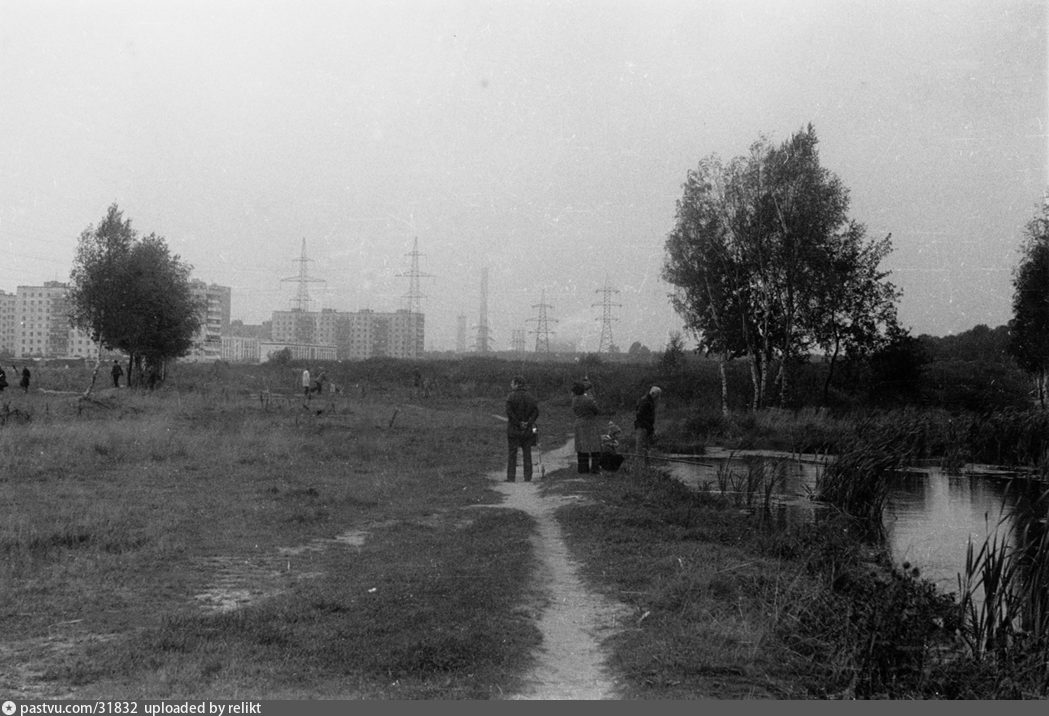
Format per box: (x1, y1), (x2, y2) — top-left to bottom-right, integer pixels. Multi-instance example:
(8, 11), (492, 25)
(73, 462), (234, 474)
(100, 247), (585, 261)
(505, 374), (540, 483)
(111, 360), (124, 388)
(633, 385), (661, 466)
(19, 365), (30, 394)
(301, 367), (311, 404)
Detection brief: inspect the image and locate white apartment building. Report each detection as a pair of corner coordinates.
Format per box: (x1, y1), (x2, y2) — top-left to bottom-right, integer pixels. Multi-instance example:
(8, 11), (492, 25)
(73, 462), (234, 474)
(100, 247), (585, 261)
(182, 281), (232, 362)
(14, 282), (98, 359)
(0, 290), (16, 356)
(5, 280), (233, 363)
(269, 308), (424, 360)
(221, 335), (261, 363)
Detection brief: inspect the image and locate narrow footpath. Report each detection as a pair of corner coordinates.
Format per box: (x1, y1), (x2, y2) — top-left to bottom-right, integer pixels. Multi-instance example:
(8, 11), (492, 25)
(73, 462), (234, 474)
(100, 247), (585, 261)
(488, 438), (630, 700)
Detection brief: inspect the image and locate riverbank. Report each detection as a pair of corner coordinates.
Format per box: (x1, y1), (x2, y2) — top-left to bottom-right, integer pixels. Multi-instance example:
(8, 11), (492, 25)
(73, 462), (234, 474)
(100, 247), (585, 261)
(1, 384), (1044, 699)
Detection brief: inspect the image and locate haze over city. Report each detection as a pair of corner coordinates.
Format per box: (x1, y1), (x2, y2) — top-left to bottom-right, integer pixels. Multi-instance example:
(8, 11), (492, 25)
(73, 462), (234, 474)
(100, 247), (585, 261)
(1, 0), (1045, 354)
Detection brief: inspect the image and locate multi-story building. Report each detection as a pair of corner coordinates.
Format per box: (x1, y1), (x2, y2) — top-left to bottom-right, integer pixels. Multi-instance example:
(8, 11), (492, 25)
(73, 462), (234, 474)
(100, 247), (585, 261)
(221, 335), (261, 363)
(269, 307), (424, 360)
(5, 280), (234, 363)
(14, 282), (99, 359)
(0, 290), (16, 356)
(183, 281), (232, 362)
(258, 341), (337, 363)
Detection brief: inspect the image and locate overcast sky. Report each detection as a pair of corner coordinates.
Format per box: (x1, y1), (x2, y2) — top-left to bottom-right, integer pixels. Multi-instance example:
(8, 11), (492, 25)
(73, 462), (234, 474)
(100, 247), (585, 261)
(1, 0), (1045, 352)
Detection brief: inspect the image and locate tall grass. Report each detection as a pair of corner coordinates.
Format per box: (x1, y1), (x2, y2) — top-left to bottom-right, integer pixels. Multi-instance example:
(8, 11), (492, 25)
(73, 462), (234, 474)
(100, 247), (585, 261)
(713, 454), (789, 516)
(957, 481), (1049, 695)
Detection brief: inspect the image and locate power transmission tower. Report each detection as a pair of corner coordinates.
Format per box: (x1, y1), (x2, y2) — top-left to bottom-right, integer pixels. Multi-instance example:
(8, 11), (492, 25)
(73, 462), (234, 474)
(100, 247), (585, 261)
(456, 313), (467, 354)
(593, 279), (622, 353)
(475, 267), (493, 353)
(281, 238), (325, 312)
(528, 290), (556, 353)
(511, 328), (525, 354)
(397, 237), (433, 315)
(396, 237), (433, 358)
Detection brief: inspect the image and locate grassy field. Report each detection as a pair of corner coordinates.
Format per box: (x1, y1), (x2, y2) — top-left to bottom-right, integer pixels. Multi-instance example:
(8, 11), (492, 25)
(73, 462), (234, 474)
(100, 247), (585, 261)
(0, 378), (553, 699)
(2, 358), (1046, 699)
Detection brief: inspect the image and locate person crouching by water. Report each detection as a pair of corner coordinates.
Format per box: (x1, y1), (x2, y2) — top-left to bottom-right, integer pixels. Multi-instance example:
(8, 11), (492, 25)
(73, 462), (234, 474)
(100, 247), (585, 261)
(599, 419), (625, 472)
(634, 385), (661, 466)
(571, 381), (603, 474)
(505, 375), (539, 483)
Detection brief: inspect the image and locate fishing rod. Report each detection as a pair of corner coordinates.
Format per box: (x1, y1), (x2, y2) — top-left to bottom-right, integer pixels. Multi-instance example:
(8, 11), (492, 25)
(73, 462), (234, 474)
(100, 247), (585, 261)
(617, 451), (716, 468)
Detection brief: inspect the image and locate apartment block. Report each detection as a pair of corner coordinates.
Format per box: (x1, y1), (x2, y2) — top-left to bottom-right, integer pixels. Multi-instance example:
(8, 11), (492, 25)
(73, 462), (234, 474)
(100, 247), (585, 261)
(0, 290), (15, 356)
(270, 308), (424, 360)
(221, 335), (261, 363)
(14, 282), (98, 359)
(183, 281), (232, 362)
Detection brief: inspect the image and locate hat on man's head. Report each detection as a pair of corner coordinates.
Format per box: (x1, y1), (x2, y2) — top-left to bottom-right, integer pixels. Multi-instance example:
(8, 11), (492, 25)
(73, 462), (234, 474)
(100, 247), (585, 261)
(649, 386), (662, 397)
(511, 375), (526, 387)
(571, 382), (586, 395)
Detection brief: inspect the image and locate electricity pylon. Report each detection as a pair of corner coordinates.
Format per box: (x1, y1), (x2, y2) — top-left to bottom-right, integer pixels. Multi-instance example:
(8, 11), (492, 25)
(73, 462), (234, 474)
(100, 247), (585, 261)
(593, 279), (622, 353)
(528, 290), (557, 353)
(281, 238), (325, 311)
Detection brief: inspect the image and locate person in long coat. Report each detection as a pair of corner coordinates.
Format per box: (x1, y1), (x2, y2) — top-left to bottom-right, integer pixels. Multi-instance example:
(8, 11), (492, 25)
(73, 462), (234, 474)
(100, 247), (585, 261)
(571, 382), (603, 473)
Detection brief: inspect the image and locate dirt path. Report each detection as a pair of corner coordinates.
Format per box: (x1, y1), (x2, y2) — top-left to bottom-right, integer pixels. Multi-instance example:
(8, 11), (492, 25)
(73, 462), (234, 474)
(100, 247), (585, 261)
(488, 438), (630, 700)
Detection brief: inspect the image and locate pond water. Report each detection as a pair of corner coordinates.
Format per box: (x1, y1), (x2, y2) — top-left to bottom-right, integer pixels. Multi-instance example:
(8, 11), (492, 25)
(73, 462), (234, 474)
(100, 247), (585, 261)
(666, 448), (1043, 596)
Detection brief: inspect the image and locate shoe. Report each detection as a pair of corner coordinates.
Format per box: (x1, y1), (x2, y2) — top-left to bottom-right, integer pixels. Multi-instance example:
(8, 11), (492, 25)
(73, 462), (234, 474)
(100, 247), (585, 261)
(524, 478), (532, 482)
(506, 478), (516, 482)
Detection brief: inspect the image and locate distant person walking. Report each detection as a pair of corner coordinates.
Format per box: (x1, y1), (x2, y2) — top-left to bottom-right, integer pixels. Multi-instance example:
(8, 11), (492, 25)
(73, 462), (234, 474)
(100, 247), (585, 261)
(633, 385), (662, 466)
(313, 370), (327, 395)
(111, 360), (124, 388)
(571, 381), (603, 474)
(19, 366), (30, 393)
(505, 375), (539, 483)
(301, 367), (311, 400)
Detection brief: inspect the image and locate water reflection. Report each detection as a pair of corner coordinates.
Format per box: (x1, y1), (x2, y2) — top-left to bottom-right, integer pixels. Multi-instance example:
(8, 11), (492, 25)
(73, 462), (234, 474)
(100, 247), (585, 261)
(668, 450), (1043, 596)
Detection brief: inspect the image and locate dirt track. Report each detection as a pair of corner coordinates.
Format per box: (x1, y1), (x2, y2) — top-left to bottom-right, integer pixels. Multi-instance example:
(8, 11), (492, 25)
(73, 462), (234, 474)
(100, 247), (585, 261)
(488, 439), (630, 700)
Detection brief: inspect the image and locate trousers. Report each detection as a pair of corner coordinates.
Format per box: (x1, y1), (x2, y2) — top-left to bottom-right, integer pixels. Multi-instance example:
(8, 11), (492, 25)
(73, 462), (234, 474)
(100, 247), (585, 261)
(507, 434), (533, 482)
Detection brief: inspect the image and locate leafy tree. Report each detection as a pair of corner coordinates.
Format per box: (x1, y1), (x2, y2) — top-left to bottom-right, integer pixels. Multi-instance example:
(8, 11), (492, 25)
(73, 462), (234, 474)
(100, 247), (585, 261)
(664, 125), (900, 409)
(864, 324), (927, 407)
(662, 153), (757, 411)
(627, 341), (651, 357)
(806, 224), (901, 403)
(1007, 202), (1049, 407)
(919, 324), (1011, 364)
(268, 347), (293, 365)
(69, 204), (201, 391)
(659, 331), (686, 371)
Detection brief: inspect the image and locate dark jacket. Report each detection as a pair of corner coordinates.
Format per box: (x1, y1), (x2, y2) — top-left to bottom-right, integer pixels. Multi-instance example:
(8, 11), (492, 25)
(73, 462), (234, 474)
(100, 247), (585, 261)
(506, 386), (539, 439)
(572, 393), (602, 453)
(634, 393), (657, 434)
